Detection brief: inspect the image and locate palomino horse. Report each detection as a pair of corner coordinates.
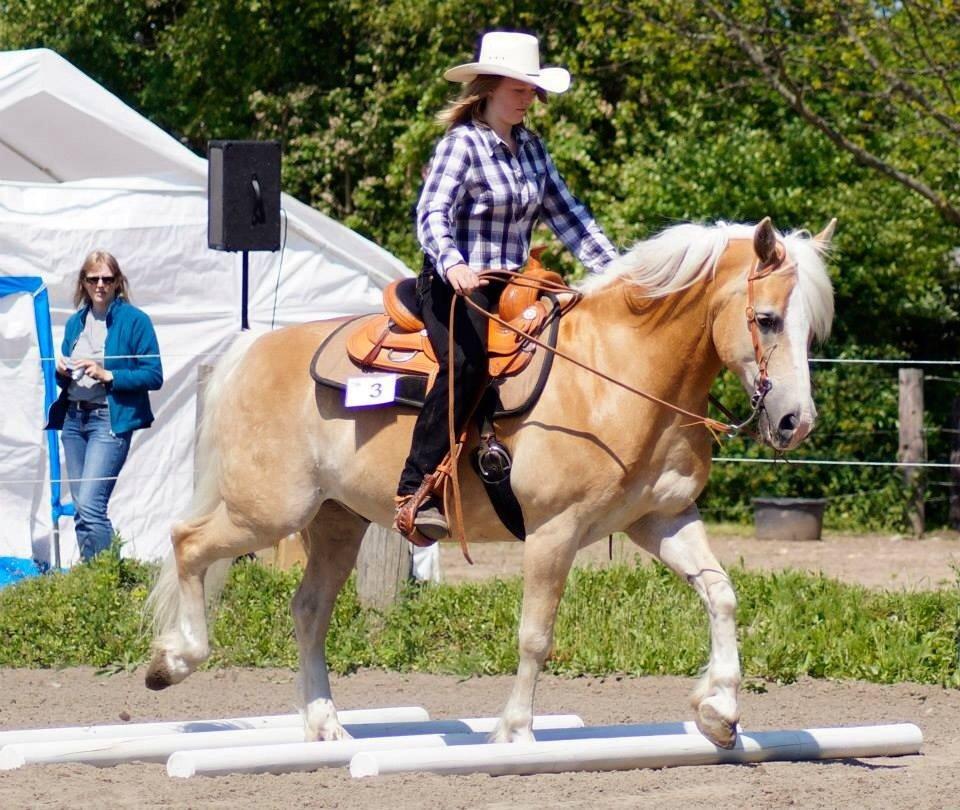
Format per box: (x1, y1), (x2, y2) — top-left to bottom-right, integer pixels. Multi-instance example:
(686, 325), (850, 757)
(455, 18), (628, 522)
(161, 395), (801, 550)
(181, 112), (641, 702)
(145, 218), (834, 748)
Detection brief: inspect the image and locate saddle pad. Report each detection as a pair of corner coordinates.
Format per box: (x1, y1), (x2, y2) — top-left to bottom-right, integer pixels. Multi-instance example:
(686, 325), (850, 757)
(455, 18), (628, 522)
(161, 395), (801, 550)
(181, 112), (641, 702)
(311, 311), (560, 418)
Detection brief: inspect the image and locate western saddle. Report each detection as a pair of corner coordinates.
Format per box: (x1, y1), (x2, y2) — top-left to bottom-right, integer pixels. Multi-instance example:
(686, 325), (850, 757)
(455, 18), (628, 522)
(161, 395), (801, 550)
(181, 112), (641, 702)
(345, 250), (565, 390)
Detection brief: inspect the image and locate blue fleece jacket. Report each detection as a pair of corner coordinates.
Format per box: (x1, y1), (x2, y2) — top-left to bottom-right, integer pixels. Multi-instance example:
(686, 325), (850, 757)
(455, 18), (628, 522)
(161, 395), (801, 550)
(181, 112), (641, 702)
(46, 297), (163, 434)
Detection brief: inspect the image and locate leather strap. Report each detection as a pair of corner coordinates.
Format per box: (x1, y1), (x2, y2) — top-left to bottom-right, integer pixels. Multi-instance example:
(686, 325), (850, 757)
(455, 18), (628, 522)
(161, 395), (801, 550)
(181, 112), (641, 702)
(360, 322), (391, 368)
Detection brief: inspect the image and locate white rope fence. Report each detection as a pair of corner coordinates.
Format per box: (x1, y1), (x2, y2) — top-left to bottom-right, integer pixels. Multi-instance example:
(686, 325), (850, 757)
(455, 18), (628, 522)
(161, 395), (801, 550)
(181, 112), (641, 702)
(3, 352), (960, 365)
(712, 457), (959, 469)
(1, 351), (225, 361)
(0, 469), (194, 486)
(809, 358), (960, 366)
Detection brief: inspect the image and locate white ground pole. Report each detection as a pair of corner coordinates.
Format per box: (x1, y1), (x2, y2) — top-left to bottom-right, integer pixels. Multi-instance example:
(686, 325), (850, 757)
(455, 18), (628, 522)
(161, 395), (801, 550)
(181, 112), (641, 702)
(349, 723), (924, 778)
(167, 720), (690, 778)
(0, 706), (428, 747)
(0, 714), (583, 770)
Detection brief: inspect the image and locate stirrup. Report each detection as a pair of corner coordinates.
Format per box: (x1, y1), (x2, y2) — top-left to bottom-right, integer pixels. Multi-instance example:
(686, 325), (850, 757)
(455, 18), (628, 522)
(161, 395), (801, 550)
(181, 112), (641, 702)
(394, 490), (440, 548)
(474, 433), (512, 484)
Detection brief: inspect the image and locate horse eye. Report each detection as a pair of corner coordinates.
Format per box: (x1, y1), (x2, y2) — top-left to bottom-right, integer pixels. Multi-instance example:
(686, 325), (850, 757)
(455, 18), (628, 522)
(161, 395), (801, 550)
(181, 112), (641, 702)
(755, 313), (781, 331)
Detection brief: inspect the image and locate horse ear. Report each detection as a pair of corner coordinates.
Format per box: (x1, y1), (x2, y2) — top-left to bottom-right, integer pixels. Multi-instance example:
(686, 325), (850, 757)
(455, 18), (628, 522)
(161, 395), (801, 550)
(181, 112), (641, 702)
(813, 218), (837, 247)
(753, 217), (777, 264)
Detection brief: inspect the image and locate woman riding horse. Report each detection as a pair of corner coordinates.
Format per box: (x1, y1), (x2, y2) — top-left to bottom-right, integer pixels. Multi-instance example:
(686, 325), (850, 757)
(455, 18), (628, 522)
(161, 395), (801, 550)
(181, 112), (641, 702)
(395, 31), (617, 542)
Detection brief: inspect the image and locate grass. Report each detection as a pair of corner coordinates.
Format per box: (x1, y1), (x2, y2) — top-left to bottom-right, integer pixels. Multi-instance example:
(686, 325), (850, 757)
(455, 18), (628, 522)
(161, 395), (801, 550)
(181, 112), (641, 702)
(0, 545), (152, 670)
(1, 549), (959, 688)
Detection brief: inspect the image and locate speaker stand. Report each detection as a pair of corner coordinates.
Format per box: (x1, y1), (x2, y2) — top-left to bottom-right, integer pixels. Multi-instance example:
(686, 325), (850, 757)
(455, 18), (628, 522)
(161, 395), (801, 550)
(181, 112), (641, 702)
(241, 250), (250, 330)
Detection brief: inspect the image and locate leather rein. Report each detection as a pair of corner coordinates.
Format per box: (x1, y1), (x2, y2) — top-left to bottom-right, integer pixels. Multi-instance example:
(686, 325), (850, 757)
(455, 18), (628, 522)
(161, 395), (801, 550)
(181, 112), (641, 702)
(443, 255), (789, 557)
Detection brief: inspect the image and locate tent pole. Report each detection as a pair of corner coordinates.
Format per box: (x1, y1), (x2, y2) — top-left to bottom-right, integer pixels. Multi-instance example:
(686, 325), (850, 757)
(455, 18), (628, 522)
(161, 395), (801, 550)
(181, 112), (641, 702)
(241, 250), (249, 330)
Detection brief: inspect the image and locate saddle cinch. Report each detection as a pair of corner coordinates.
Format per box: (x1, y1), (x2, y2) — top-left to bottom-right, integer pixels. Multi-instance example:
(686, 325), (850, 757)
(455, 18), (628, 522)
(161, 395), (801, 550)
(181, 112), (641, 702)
(345, 251), (565, 388)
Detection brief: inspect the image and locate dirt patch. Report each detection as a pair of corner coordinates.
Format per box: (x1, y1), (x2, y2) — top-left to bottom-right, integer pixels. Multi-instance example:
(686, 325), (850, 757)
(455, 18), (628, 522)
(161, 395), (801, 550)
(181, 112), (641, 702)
(0, 667), (956, 809)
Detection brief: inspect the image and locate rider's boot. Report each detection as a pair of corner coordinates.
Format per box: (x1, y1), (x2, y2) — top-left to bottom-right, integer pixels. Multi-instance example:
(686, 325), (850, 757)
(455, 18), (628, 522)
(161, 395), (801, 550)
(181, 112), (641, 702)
(413, 496), (449, 541)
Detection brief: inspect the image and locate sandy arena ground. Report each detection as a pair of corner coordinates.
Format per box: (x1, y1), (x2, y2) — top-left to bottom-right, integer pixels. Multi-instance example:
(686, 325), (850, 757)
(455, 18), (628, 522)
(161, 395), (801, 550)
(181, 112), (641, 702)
(2, 529), (959, 809)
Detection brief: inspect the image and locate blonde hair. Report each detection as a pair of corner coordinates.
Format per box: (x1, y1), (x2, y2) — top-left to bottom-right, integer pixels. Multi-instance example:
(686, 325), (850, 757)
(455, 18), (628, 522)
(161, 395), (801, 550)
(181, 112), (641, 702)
(437, 76), (547, 131)
(73, 250), (131, 309)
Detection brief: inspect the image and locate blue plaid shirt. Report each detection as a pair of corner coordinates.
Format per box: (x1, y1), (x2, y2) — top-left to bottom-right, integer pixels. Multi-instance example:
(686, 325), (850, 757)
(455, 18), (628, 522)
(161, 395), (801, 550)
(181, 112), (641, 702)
(417, 121), (617, 280)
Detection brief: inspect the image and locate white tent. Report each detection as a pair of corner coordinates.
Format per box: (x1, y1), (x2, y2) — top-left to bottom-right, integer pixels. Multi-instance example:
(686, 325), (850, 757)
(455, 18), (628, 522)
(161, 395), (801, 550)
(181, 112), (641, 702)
(0, 48), (412, 565)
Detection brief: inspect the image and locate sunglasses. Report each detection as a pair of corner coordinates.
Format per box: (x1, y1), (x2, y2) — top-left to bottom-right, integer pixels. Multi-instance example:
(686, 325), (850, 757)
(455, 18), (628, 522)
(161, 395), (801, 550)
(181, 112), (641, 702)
(84, 275), (117, 286)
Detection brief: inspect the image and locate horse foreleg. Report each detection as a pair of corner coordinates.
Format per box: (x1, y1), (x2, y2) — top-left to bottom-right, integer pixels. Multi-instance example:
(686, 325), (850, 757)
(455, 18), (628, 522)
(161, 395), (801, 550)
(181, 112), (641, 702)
(492, 528), (578, 743)
(627, 508), (740, 748)
(291, 501), (366, 741)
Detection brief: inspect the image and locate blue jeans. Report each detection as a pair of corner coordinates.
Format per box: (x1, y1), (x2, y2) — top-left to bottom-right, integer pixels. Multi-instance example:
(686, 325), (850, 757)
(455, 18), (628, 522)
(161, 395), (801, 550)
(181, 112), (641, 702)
(60, 406), (132, 561)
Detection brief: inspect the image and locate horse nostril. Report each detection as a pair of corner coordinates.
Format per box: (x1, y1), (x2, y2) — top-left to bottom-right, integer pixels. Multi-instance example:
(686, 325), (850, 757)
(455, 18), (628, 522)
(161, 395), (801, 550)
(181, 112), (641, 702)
(778, 412), (799, 435)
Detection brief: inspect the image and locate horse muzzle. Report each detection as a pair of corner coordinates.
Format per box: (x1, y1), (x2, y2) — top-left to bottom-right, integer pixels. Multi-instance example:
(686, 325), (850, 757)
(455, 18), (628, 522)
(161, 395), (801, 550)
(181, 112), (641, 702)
(760, 406), (814, 451)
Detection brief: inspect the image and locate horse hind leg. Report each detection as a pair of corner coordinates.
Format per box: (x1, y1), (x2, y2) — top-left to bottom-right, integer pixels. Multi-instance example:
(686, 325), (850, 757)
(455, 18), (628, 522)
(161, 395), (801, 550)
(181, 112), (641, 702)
(626, 508), (741, 748)
(292, 501), (367, 741)
(145, 503), (265, 690)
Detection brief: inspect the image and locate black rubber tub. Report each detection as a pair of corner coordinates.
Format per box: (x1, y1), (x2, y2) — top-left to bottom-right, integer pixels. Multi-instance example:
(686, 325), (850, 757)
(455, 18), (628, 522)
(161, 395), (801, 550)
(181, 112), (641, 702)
(752, 497), (827, 541)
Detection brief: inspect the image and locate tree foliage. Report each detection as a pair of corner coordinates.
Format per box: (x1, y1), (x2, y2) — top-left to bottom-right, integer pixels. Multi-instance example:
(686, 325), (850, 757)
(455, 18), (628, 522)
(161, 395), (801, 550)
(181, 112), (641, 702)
(2, 0), (958, 529)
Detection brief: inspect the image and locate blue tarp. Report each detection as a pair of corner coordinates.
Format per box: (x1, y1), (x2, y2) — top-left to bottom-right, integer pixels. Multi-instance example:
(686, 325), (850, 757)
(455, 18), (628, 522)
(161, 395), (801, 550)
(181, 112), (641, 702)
(0, 556), (42, 589)
(1, 277), (74, 566)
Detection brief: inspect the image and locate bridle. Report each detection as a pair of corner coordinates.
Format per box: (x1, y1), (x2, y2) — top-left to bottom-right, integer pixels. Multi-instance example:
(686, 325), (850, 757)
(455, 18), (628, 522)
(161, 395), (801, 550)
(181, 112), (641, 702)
(707, 246), (795, 437)
(738, 246), (793, 425)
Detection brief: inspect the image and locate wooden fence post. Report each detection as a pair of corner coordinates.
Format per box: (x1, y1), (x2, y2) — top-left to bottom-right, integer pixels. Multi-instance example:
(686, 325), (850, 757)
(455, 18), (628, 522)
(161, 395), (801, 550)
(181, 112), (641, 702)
(898, 368), (925, 537)
(951, 396), (960, 531)
(356, 524), (411, 610)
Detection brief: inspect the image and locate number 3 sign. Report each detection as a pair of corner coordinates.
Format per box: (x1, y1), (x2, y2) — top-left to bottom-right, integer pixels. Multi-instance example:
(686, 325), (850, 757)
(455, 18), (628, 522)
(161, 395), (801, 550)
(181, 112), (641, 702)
(344, 374), (398, 407)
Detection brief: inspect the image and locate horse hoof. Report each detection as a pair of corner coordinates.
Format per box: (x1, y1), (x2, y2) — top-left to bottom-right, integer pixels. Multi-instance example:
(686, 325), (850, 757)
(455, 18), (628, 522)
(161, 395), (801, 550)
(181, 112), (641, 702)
(696, 701), (738, 749)
(144, 662), (172, 691)
(144, 649), (188, 691)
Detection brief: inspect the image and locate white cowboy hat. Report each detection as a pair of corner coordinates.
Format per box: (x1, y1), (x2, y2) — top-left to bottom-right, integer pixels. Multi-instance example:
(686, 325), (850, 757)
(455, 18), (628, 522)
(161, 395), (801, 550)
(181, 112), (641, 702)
(443, 31), (571, 94)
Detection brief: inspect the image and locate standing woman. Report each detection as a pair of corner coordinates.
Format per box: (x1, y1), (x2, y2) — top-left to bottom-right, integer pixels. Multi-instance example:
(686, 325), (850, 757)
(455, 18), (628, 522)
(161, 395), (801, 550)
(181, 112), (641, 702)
(46, 250), (163, 561)
(395, 31), (618, 542)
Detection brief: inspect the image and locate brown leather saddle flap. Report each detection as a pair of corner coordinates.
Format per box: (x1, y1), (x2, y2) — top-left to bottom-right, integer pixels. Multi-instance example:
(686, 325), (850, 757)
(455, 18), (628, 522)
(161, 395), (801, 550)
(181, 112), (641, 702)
(345, 317), (438, 377)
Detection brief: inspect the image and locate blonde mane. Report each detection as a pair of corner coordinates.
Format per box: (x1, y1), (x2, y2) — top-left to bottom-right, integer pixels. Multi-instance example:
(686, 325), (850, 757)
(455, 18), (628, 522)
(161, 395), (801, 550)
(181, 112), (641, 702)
(580, 222), (834, 341)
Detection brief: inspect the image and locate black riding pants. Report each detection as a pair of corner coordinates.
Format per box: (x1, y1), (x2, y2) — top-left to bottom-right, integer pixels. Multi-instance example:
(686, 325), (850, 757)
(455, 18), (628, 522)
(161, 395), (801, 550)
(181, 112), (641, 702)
(396, 268), (504, 497)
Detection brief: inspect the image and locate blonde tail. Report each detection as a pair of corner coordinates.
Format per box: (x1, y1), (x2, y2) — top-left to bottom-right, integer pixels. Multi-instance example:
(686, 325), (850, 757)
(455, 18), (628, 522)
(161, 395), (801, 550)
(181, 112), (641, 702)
(145, 331), (262, 638)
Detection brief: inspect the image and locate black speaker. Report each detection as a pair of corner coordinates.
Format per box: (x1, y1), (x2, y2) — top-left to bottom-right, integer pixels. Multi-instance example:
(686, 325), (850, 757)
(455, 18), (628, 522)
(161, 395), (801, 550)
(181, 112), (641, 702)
(208, 140), (281, 251)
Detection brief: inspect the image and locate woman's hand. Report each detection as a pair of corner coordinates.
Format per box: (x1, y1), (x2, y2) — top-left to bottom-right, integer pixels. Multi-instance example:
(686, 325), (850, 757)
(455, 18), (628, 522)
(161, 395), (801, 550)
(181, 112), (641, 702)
(445, 263), (488, 296)
(71, 358), (114, 384)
